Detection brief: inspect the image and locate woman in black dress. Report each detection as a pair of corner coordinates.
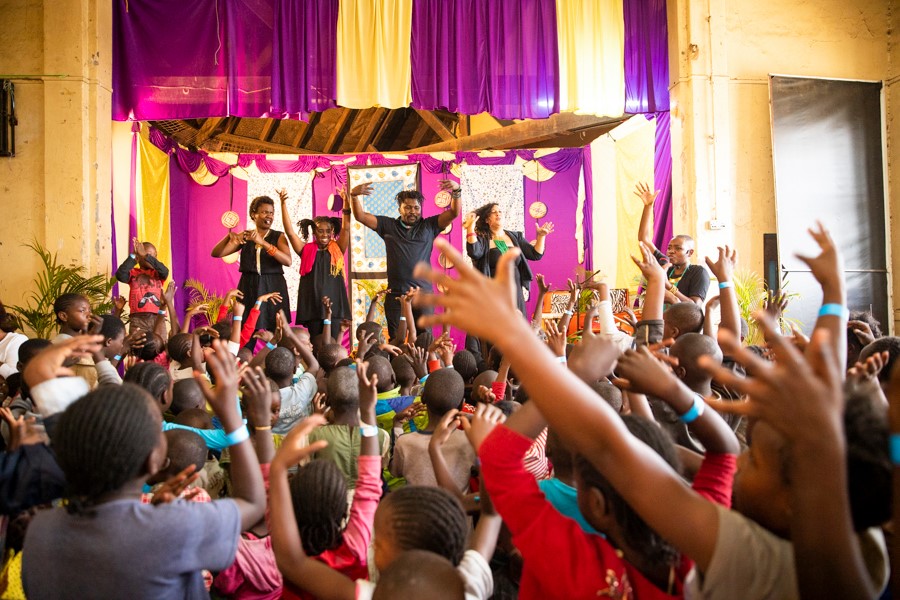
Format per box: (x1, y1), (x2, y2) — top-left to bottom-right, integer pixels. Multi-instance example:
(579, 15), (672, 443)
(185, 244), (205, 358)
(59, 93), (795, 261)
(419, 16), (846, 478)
(280, 188), (350, 339)
(211, 195), (291, 335)
(464, 202), (554, 315)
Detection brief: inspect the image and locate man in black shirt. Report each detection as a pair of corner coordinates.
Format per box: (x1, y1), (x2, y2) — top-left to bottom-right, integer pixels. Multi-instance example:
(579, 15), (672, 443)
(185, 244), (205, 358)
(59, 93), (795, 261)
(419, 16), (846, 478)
(350, 181), (460, 337)
(635, 182), (710, 305)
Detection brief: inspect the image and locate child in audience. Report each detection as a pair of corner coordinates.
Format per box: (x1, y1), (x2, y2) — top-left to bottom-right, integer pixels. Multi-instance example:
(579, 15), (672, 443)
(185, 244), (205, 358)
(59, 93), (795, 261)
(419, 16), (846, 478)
(115, 238), (169, 330)
(170, 378), (207, 415)
(21, 340), (266, 599)
(51, 293), (97, 387)
(391, 368), (475, 490)
(123, 362), (174, 414)
(413, 232), (890, 599)
(143, 429), (211, 503)
(264, 343), (317, 435)
(371, 551), (465, 600)
(0, 300), (28, 380)
(306, 366), (389, 487)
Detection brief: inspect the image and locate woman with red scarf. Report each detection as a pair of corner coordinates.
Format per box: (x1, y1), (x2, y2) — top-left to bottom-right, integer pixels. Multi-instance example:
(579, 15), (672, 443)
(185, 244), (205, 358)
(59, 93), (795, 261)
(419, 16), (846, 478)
(280, 189), (350, 339)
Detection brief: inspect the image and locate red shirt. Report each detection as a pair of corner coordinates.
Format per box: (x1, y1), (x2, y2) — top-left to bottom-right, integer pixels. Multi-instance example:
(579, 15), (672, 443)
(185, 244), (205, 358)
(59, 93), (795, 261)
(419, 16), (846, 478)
(127, 267), (166, 314)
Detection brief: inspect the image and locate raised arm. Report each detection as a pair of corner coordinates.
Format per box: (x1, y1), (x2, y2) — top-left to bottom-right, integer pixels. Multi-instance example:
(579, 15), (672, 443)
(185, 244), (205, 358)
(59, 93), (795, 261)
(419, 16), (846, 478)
(634, 182), (660, 252)
(631, 242), (666, 324)
(531, 222), (553, 256)
(283, 322), (319, 374)
(704, 246), (740, 338)
(337, 188), (352, 253)
(531, 274), (550, 329)
(414, 239), (722, 571)
(197, 340), (266, 530)
(279, 189), (306, 255)
(212, 231), (245, 258)
(436, 179), (461, 230)
(349, 183), (378, 231)
(144, 253), (170, 281)
(797, 222), (847, 377)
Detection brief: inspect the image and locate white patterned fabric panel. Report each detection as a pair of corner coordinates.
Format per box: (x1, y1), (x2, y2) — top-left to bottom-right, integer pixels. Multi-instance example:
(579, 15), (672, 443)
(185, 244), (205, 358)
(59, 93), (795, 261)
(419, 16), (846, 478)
(459, 164), (525, 267)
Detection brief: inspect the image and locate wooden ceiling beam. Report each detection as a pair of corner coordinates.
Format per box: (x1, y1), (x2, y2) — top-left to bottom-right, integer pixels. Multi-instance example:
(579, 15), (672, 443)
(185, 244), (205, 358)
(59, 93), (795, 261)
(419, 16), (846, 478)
(215, 133), (317, 154)
(194, 117), (227, 147)
(296, 112), (320, 150)
(457, 114), (470, 138)
(368, 109), (398, 152)
(353, 108), (389, 153)
(414, 109), (456, 141)
(258, 118), (279, 143)
(411, 112), (627, 152)
(323, 108), (357, 154)
(408, 118), (433, 149)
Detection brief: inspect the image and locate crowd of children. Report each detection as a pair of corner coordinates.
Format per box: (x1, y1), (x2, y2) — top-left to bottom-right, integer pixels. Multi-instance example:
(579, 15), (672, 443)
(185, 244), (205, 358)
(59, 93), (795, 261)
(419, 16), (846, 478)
(0, 184), (895, 599)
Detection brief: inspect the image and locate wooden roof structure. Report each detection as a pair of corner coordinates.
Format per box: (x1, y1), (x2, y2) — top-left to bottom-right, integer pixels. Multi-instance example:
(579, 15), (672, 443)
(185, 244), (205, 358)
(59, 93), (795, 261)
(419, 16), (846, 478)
(150, 108), (627, 155)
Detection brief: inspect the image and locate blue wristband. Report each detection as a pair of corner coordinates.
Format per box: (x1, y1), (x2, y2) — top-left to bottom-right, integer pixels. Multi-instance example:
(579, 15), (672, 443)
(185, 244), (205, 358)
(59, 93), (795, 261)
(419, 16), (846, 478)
(158, 310), (166, 316)
(556, 355), (567, 363)
(678, 395), (706, 424)
(818, 303), (849, 320)
(233, 315), (243, 322)
(265, 342), (276, 350)
(226, 426), (250, 446)
(718, 281), (733, 289)
(419, 375), (428, 384)
(113, 354), (122, 361)
(323, 319), (331, 325)
(129, 253), (136, 259)
(891, 434), (900, 465)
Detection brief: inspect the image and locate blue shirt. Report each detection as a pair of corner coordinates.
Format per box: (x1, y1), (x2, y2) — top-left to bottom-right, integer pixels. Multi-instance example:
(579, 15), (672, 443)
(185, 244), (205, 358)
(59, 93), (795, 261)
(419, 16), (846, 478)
(538, 477), (600, 535)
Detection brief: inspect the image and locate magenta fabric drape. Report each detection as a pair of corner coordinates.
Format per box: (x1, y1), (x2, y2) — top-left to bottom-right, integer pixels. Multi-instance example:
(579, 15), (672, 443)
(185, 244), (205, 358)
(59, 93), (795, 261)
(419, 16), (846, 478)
(270, 0), (339, 117)
(623, 0), (670, 113)
(113, 0), (227, 120)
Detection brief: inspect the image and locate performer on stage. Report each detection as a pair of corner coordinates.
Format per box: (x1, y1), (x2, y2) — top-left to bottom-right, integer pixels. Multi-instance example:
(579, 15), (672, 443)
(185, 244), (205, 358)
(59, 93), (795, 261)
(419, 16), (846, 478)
(464, 203), (554, 315)
(211, 195), (291, 335)
(350, 180), (460, 339)
(279, 188), (351, 339)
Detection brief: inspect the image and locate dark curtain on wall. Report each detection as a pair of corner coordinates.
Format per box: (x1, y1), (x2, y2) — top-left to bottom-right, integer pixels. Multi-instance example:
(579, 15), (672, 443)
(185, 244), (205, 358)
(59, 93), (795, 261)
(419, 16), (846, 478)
(770, 76), (888, 331)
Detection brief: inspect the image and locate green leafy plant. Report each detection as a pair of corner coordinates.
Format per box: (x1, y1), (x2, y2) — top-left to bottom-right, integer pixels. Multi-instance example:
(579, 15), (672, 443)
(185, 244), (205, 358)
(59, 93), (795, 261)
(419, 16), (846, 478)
(183, 279), (227, 327)
(732, 269), (801, 345)
(7, 241), (115, 338)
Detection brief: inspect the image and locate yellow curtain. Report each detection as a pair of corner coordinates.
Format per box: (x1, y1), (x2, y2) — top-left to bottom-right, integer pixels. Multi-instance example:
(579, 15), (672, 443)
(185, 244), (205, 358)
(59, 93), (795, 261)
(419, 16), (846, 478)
(614, 118), (656, 289)
(336, 0), (413, 109)
(556, 0), (625, 117)
(137, 131), (172, 282)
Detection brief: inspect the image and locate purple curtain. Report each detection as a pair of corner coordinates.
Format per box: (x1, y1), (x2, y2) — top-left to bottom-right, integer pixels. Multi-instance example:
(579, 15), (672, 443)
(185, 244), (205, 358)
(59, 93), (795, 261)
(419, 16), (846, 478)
(623, 0), (669, 114)
(410, 0), (559, 119)
(270, 0), (338, 117)
(113, 0), (227, 120)
(652, 111), (673, 249)
(225, 0), (274, 117)
(410, 0), (489, 114)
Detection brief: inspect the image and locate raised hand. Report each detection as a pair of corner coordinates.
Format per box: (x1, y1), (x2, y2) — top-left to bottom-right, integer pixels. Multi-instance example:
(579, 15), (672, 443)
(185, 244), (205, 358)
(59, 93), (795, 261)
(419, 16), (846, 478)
(356, 331), (377, 359)
(631, 241), (666, 282)
(350, 183), (374, 197)
(403, 344), (428, 379)
(413, 238), (521, 339)
(633, 182), (660, 206)
(150, 465), (201, 505)
(612, 346), (680, 400)
(437, 179), (461, 192)
(459, 402), (506, 453)
(241, 365), (273, 429)
(764, 290), (789, 320)
(311, 392), (328, 416)
(463, 212), (476, 231)
(535, 221), (554, 237)
(227, 231), (246, 246)
(704, 245), (737, 284)
(796, 222), (843, 291)
(535, 274), (550, 295)
(252, 329), (274, 343)
(277, 188), (289, 204)
(339, 319), (352, 334)
(113, 295), (127, 313)
(162, 282), (177, 308)
(356, 359), (379, 415)
(847, 320), (876, 347)
(194, 339), (241, 423)
(0, 407), (47, 450)
(430, 409), (461, 449)
(544, 319), (567, 358)
(272, 415), (329, 469)
(133, 237), (147, 259)
(567, 308), (620, 383)
(393, 402), (427, 426)
(322, 296), (333, 318)
(23, 335), (105, 388)
(257, 292), (282, 305)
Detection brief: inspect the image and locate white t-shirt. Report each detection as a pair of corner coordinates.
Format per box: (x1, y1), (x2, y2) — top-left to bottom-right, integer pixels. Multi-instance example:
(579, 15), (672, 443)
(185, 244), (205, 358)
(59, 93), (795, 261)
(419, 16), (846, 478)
(355, 550), (493, 600)
(0, 331), (27, 379)
(685, 504), (888, 600)
(274, 372), (316, 435)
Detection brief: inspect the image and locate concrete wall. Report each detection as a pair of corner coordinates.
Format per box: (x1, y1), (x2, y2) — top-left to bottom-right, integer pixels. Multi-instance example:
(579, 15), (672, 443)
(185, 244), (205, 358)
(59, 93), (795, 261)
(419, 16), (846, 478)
(668, 0), (897, 327)
(0, 0), (112, 312)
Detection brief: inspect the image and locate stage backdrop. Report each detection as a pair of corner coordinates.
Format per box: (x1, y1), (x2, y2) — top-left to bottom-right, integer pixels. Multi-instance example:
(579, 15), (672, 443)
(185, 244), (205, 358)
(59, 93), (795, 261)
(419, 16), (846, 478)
(113, 126), (672, 348)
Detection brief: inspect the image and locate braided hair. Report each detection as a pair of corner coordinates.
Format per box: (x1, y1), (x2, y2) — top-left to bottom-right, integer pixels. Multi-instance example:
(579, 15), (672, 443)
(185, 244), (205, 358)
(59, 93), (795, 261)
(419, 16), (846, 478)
(298, 216), (342, 242)
(53, 293), (88, 324)
(53, 384), (161, 515)
(290, 459), (348, 556)
(576, 415), (681, 570)
(379, 486), (467, 566)
(123, 362), (173, 413)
